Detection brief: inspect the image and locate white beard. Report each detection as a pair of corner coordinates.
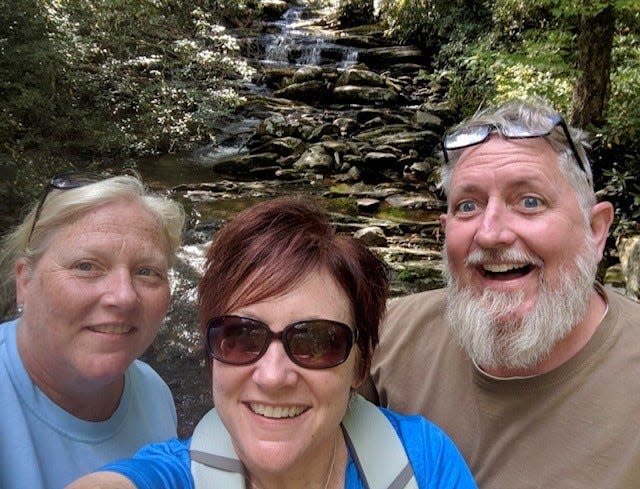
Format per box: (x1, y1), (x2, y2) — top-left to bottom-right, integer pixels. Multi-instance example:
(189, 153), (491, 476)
(443, 238), (598, 371)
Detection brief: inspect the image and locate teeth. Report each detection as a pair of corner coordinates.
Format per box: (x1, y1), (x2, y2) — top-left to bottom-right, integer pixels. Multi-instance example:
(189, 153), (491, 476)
(249, 404), (306, 418)
(90, 325), (132, 334)
(483, 263), (526, 273)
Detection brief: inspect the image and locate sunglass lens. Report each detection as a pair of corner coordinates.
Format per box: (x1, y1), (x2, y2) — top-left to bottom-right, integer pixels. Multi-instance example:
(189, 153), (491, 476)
(209, 318), (269, 365)
(501, 121), (549, 138)
(285, 321), (351, 368)
(51, 172), (111, 189)
(444, 125), (491, 150)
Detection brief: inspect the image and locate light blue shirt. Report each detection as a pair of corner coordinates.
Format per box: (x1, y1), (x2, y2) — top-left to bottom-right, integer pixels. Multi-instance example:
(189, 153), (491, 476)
(0, 319), (177, 489)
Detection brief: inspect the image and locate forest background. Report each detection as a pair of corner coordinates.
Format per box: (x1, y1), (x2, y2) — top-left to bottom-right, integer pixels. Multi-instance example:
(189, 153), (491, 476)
(1, 0), (639, 238)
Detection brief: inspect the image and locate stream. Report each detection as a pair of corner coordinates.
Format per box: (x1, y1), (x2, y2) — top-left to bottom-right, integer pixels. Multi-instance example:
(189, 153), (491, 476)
(138, 3), (450, 436)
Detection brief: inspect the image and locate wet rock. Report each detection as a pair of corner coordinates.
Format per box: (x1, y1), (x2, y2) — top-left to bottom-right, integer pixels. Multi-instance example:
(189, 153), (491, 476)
(356, 198), (380, 212)
(358, 45), (426, 68)
(413, 107), (444, 132)
(307, 122), (341, 141)
(254, 136), (305, 156)
(337, 68), (387, 87)
(338, 165), (361, 182)
(292, 65), (325, 83)
(332, 117), (359, 135)
(332, 85), (402, 106)
(383, 63), (428, 77)
(366, 129), (439, 155)
(274, 80), (331, 103)
(386, 194), (443, 210)
(354, 123), (412, 141)
(261, 0), (290, 20)
(211, 152), (280, 174)
(260, 66), (297, 88)
(293, 144), (336, 173)
(404, 160), (434, 182)
(364, 151), (397, 169)
(354, 226), (388, 247)
(332, 32), (387, 49)
(255, 113), (288, 137)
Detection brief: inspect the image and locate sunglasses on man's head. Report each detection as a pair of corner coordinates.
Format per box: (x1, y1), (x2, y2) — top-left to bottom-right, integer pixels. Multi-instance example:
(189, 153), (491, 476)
(441, 114), (589, 179)
(27, 171), (114, 245)
(206, 315), (359, 369)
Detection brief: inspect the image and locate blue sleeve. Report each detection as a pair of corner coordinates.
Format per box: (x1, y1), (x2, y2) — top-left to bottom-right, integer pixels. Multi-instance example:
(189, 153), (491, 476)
(100, 438), (193, 489)
(381, 409), (478, 489)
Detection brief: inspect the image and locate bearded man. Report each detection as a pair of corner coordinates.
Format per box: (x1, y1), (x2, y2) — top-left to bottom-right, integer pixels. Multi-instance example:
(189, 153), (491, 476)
(361, 99), (640, 488)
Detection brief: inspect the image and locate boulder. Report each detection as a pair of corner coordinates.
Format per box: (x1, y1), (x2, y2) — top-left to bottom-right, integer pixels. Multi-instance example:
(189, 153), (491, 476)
(332, 85), (401, 106)
(274, 80), (331, 103)
(358, 46), (426, 69)
(337, 68), (387, 87)
(293, 144), (336, 173)
(618, 235), (640, 298)
(261, 0), (290, 20)
(354, 226), (388, 247)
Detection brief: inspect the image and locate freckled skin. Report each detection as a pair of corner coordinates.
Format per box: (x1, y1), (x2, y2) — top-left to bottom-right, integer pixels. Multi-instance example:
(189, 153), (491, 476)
(15, 200), (171, 419)
(213, 268), (359, 487)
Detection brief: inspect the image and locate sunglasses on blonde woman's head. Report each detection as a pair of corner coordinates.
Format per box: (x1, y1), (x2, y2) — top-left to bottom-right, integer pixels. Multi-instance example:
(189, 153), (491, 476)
(26, 172), (113, 245)
(441, 113), (590, 180)
(206, 315), (359, 369)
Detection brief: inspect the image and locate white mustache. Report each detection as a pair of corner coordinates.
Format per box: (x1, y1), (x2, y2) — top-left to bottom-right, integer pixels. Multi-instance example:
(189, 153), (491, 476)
(465, 248), (543, 268)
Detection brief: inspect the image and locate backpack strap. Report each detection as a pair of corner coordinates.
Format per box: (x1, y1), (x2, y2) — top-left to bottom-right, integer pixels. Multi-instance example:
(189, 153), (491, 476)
(189, 394), (417, 489)
(190, 408), (246, 488)
(341, 395), (418, 489)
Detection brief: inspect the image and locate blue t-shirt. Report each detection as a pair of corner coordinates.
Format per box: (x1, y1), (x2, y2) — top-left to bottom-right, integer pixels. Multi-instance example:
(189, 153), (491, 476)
(0, 319), (178, 489)
(102, 408), (477, 488)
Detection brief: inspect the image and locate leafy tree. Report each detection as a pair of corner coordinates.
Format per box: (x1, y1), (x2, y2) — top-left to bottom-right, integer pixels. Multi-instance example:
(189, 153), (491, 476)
(571, 2), (615, 127)
(0, 0), (256, 227)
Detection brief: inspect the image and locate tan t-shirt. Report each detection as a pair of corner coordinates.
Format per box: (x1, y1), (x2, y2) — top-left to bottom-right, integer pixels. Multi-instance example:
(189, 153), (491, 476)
(362, 286), (640, 488)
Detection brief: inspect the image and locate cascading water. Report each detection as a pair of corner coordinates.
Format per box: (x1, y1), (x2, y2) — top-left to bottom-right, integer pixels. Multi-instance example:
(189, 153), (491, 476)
(262, 6), (358, 68)
(188, 5), (360, 169)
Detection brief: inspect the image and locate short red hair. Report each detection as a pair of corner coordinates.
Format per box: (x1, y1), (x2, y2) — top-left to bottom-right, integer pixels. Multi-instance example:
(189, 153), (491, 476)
(198, 196), (388, 375)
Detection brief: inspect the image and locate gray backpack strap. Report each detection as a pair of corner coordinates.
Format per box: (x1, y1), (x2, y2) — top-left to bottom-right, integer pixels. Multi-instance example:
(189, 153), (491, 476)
(190, 395), (418, 489)
(190, 408), (246, 488)
(341, 394), (419, 489)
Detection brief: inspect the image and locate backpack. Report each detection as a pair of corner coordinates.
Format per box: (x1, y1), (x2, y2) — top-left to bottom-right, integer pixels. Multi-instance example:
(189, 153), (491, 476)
(190, 394), (418, 489)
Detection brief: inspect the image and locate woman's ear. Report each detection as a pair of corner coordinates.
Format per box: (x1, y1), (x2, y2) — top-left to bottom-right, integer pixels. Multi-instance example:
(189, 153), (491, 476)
(351, 357), (369, 389)
(14, 258), (31, 306)
(440, 213), (447, 232)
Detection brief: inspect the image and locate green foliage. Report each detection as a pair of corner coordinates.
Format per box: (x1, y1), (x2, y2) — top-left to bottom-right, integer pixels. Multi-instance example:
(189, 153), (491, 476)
(599, 159), (640, 237)
(380, 0), (640, 243)
(379, 0), (491, 51)
(0, 1), (255, 157)
(0, 0), (256, 217)
(337, 0), (375, 27)
(603, 31), (640, 148)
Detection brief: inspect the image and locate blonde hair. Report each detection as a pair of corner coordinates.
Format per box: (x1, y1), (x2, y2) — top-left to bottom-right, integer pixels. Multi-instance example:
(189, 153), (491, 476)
(0, 174), (185, 315)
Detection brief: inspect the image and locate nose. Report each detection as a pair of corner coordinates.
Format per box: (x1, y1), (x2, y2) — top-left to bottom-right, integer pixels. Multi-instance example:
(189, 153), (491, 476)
(473, 200), (516, 249)
(252, 341), (298, 390)
(103, 269), (139, 309)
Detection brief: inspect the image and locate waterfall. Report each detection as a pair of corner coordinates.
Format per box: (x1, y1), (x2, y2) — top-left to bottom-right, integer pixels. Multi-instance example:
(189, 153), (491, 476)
(261, 6), (359, 68)
(339, 48), (359, 69)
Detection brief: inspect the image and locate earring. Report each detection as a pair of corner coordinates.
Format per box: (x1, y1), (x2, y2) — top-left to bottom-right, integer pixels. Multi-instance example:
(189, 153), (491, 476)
(16, 304), (24, 316)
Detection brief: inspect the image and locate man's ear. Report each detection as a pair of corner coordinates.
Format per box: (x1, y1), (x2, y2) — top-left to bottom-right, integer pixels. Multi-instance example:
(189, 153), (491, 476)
(439, 213), (447, 232)
(589, 201), (614, 259)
